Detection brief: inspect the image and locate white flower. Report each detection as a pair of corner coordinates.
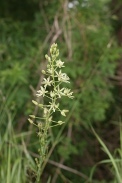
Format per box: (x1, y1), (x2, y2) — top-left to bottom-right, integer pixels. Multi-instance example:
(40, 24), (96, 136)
(61, 110), (69, 116)
(47, 68), (53, 74)
(63, 88), (74, 98)
(42, 77), (52, 88)
(36, 86), (48, 97)
(56, 59), (64, 68)
(49, 102), (59, 112)
(50, 91), (55, 98)
(61, 73), (70, 83)
(55, 70), (70, 83)
(55, 86), (64, 98)
(63, 88), (70, 95)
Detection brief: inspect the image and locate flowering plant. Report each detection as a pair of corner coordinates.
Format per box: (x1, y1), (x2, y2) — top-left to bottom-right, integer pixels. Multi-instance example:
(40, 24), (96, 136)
(28, 43), (73, 182)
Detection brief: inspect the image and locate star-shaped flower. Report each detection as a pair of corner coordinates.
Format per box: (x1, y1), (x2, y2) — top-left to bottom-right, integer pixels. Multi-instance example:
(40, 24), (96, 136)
(55, 70), (70, 83)
(42, 77), (52, 88)
(63, 88), (74, 98)
(36, 86), (48, 97)
(49, 102), (59, 112)
(55, 86), (64, 98)
(47, 68), (53, 75)
(56, 59), (64, 68)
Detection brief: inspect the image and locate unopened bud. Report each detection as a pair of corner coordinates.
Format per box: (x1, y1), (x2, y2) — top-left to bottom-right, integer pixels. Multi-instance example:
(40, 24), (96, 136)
(29, 115), (36, 118)
(28, 118), (33, 124)
(42, 70), (46, 74)
(58, 121), (65, 125)
(32, 100), (38, 106)
(45, 54), (51, 62)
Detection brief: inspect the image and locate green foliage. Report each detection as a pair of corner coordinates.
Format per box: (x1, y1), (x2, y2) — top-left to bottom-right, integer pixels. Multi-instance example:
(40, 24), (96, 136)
(0, 91), (36, 183)
(0, 0), (122, 182)
(91, 126), (122, 183)
(0, 19), (39, 116)
(58, 137), (78, 160)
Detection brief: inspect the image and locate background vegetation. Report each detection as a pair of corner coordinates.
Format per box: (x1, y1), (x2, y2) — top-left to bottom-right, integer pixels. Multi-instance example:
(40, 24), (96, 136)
(0, 0), (122, 182)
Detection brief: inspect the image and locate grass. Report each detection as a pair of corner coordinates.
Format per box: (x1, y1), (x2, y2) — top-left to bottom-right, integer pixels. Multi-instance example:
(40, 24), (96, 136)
(0, 85), (36, 183)
(1, 90), (122, 182)
(90, 125), (122, 183)
(0, 44), (121, 182)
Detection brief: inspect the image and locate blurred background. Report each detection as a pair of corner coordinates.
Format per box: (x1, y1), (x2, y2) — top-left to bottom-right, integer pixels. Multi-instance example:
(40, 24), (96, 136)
(0, 0), (122, 182)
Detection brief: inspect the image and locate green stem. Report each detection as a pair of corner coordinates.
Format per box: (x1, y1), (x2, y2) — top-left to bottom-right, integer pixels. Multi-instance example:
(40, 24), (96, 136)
(36, 115), (50, 182)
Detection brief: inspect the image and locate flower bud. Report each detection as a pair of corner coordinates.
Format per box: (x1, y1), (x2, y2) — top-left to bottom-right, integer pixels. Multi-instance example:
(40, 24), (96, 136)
(58, 121), (65, 125)
(32, 100), (38, 106)
(29, 115), (36, 118)
(28, 118), (33, 124)
(42, 70), (46, 74)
